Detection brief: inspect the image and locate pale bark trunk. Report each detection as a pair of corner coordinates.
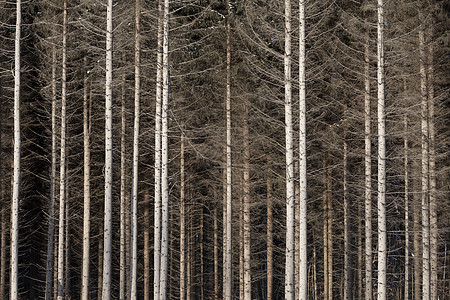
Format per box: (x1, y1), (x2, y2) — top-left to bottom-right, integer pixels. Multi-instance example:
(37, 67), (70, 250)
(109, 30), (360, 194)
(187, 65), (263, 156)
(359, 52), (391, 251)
(404, 115), (410, 300)
(200, 207), (205, 299)
(419, 11), (430, 300)
(222, 166), (226, 299)
(98, 224), (103, 300)
(295, 162), (300, 297)
(327, 165), (333, 300)
(243, 100), (251, 300)
(119, 69), (126, 300)
(323, 160), (328, 300)
(102, 0), (114, 298)
(214, 206), (219, 300)
(413, 163), (421, 300)
(0, 180), (5, 299)
(357, 197), (363, 300)
(180, 134), (186, 300)
(377, 1), (387, 298)
(130, 0), (141, 298)
(267, 176), (273, 300)
(344, 128), (351, 300)
(298, 2), (307, 298)
(284, 0), (295, 297)
(224, 4), (233, 299)
(427, 25), (437, 300)
(65, 167), (71, 298)
(144, 193), (150, 300)
(81, 56), (91, 300)
(364, 23), (373, 300)
(10, 1), (21, 298)
(154, 0), (163, 297)
(45, 40), (57, 300)
(239, 194), (244, 300)
(158, 0), (170, 296)
(57, 3), (68, 298)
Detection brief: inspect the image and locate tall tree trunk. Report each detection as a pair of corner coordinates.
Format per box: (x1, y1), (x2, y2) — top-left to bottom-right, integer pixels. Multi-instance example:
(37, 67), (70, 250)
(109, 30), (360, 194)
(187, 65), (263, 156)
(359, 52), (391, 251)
(343, 124), (352, 300)
(158, 0), (170, 296)
(357, 197), (363, 300)
(81, 55), (91, 300)
(298, 1), (307, 298)
(65, 164), (71, 298)
(214, 206), (219, 300)
(98, 223), (103, 300)
(224, 3), (233, 299)
(144, 192), (150, 300)
(364, 22), (373, 300)
(180, 134), (186, 300)
(243, 100), (251, 299)
(10, 1), (21, 299)
(418, 10), (430, 300)
(130, 0), (141, 298)
(323, 159), (328, 300)
(327, 164), (333, 300)
(45, 40), (57, 300)
(377, 1), (387, 298)
(427, 23), (437, 300)
(413, 161), (421, 300)
(57, 3), (68, 298)
(154, 0), (163, 297)
(119, 65), (127, 300)
(404, 115), (410, 300)
(284, 0), (295, 297)
(267, 176), (273, 300)
(0, 180), (5, 299)
(102, 0), (114, 298)
(239, 194), (244, 300)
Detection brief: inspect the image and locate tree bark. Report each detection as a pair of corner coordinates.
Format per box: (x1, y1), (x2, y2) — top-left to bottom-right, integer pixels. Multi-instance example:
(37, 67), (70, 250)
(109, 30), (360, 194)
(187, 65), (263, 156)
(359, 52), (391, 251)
(180, 134), (186, 300)
(57, 3), (68, 298)
(130, 0), (141, 298)
(102, 0), (114, 298)
(419, 10), (430, 300)
(158, 0), (170, 296)
(144, 192), (150, 300)
(45, 40), (57, 300)
(81, 56), (91, 300)
(413, 161), (421, 300)
(154, 0), (163, 297)
(364, 22), (373, 300)
(404, 115), (410, 300)
(243, 100), (251, 300)
(344, 124), (352, 300)
(267, 176), (273, 300)
(299, 1), (307, 298)
(377, 1), (387, 298)
(224, 3), (233, 299)
(65, 164), (71, 298)
(323, 159), (328, 300)
(284, 0), (295, 297)
(327, 164), (333, 300)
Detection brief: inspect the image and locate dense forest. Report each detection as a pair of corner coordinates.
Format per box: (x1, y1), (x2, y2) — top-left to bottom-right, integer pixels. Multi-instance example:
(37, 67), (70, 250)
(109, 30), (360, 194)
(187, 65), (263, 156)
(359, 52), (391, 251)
(0, 0), (448, 299)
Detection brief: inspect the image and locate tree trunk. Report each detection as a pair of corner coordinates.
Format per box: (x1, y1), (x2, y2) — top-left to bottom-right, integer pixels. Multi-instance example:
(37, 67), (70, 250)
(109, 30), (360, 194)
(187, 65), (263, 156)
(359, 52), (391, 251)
(81, 56), (91, 300)
(344, 126), (352, 300)
(119, 65), (127, 300)
(419, 10), (430, 300)
(158, 0), (170, 296)
(102, 0), (114, 298)
(65, 165), (71, 298)
(154, 0), (163, 297)
(214, 206), (219, 300)
(0, 181), (5, 299)
(427, 24), (437, 300)
(413, 161), (421, 300)
(267, 176), (273, 300)
(404, 115), (410, 300)
(130, 0), (141, 298)
(377, 1), (387, 299)
(299, 1), (307, 298)
(364, 22), (373, 300)
(57, 3), (68, 298)
(224, 3), (233, 299)
(180, 134), (186, 300)
(327, 164), (333, 300)
(243, 100), (251, 299)
(284, 0), (295, 297)
(98, 223), (103, 300)
(144, 192), (150, 300)
(45, 40), (57, 300)
(323, 159), (328, 300)
(10, 1), (21, 299)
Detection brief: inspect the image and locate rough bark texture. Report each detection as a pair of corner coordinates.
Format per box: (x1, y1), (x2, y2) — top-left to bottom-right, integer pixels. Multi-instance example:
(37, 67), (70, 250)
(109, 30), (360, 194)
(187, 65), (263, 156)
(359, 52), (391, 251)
(267, 176), (273, 300)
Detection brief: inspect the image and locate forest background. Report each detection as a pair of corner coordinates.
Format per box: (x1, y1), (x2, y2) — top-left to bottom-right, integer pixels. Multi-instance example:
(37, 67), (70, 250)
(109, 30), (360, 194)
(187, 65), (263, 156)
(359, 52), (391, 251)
(0, 0), (448, 299)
